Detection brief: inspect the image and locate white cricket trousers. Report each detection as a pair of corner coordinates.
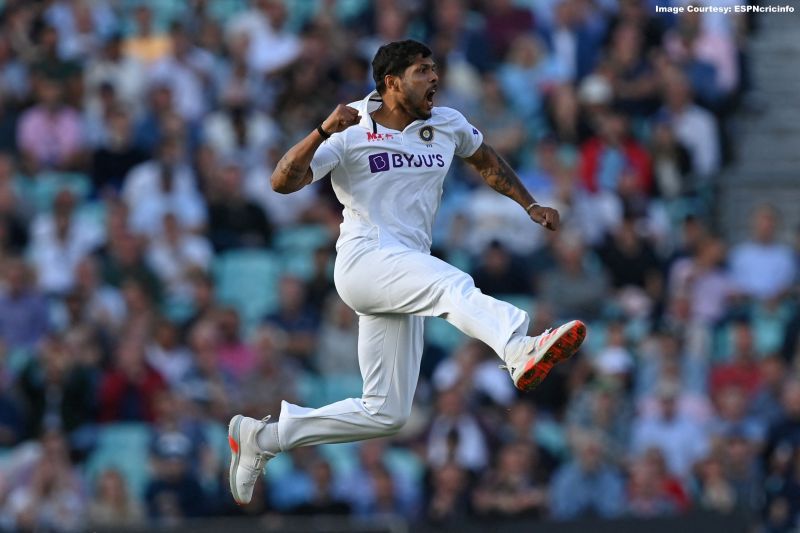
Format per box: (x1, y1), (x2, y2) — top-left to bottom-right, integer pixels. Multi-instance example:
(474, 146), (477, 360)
(275, 236), (529, 450)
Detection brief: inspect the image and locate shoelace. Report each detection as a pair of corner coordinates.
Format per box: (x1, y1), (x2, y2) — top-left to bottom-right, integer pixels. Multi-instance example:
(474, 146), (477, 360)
(498, 329), (553, 372)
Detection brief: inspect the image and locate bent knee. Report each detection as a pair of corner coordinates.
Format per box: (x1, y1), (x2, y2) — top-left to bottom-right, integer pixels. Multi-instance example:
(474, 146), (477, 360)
(364, 405), (408, 435)
(376, 413), (408, 435)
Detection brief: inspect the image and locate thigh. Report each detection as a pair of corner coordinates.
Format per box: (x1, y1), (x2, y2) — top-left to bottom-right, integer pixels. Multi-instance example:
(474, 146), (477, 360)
(336, 243), (473, 316)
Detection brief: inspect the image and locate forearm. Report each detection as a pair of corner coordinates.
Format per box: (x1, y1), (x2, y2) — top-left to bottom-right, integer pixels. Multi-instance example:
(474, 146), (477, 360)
(466, 143), (536, 210)
(270, 130), (324, 194)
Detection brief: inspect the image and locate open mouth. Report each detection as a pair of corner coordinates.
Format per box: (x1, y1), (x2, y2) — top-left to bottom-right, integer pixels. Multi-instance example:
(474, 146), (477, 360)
(425, 87), (437, 107)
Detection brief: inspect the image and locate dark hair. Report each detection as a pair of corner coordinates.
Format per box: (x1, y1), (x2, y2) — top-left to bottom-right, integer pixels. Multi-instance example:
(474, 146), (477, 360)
(372, 40), (432, 94)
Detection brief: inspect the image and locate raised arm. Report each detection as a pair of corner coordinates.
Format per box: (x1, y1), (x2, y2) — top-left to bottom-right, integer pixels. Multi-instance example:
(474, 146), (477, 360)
(270, 105), (360, 194)
(464, 142), (560, 231)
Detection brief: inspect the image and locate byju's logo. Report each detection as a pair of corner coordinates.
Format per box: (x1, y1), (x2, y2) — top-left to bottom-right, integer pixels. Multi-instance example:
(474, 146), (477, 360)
(368, 152), (446, 173)
(368, 152), (390, 173)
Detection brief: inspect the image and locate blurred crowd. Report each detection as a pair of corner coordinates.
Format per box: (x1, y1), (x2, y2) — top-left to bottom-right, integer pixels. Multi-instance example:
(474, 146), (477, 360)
(0, 0), (799, 531)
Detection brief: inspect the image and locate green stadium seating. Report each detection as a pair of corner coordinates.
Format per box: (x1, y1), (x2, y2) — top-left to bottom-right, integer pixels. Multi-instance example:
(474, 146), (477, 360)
(213, 249), (282, 331)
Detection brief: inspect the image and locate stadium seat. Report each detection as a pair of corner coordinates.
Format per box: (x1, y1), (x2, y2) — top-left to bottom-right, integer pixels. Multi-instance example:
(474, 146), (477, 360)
(16, 172), (91, 213)
(84, 423), (152, 498)
(273, 225), (331, 280)
(213, 249), (282, 332)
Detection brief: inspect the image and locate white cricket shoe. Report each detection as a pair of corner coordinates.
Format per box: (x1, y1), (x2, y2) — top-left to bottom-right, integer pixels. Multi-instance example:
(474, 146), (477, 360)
(503, 320), (587, 391)
(228, 414), (275, 505)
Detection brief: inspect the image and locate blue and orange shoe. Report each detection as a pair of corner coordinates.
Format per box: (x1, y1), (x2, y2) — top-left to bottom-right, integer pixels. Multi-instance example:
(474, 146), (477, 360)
(228, 414), (275, 505)
(503, 320), (587, 391)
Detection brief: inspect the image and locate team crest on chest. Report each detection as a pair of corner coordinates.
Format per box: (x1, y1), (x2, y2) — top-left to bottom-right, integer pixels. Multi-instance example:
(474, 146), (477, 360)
(419, 126), (434, 144)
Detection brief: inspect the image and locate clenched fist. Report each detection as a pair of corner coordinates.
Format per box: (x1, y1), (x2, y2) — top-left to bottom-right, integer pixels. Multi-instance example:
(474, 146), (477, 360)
(321, 105), (361, 135)
(529, 205), (560, 231)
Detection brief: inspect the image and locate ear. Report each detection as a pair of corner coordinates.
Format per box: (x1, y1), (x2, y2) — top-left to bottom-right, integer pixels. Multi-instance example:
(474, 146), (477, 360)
(384, 73), (399, 93)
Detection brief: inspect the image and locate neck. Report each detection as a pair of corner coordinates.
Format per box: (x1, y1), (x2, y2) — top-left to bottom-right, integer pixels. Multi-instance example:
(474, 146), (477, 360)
(371, 97), (416, 131)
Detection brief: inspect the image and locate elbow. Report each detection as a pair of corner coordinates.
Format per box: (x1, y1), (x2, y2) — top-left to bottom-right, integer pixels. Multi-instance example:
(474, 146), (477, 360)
(270, 175), (291, 194)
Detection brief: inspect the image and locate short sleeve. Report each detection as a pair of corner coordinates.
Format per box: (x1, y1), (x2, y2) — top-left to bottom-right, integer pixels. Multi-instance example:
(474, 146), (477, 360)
(452, 110), (484, 158)
(310, 133), (345, 182)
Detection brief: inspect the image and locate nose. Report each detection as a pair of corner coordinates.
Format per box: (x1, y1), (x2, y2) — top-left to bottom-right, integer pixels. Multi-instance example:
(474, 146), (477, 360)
(430, 71), (439, 84)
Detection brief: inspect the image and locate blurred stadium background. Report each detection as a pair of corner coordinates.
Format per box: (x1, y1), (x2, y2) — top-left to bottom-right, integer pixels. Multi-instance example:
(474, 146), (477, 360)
(0, 0), (799, 531)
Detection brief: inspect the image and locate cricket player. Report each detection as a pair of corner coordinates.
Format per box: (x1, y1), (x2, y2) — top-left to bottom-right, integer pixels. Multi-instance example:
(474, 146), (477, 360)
(228, 40), (586, 504)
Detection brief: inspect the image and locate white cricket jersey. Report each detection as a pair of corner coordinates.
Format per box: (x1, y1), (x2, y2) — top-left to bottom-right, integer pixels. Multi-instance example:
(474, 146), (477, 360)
(310, 90), (484, 252)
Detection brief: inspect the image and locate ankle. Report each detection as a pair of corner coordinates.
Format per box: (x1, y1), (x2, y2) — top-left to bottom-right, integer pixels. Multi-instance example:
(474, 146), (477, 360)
(256, 422), (281, 455)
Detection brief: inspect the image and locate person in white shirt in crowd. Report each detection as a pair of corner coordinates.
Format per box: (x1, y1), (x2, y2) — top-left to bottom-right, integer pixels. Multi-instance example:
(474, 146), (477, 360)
(28, 189), (103, 295)
(632, 380), (710, 479)
(122, 136), (207, 237)
(145, 212), (212, 303)
(659, 65), (720, 179)
(84, 34), (146, 120)
(225, 0), (301, 76)
(201, 93), (280, 170)
(729, 204), (796, 302)
(148, 22), (216, 125)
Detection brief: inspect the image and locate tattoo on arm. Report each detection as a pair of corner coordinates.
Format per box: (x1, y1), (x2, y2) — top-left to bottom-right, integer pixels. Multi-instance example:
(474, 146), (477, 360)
(467, 143), (535, 208)
(276, 157), (311, 187)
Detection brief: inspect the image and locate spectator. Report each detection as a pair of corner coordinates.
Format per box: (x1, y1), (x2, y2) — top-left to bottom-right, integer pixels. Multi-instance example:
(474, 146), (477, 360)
(595, 214), (663, 318)
(315, 293), (360, 377)
(482, 0), (535, 65)
(201, 95), (280, 169)
(649, 119), (693, 199)
(659, 66), (720, 178)
(145, 318), (194, 388)
(122, 136), (207, 237)
(237, 325), (299, 417)
(426, 387), (489, 472)
(0, 431), (86, 532)
(762, 380), (800, 470)
(497, 34), (565, 121)
(206, 160), (272, 252)
(98, 341), (166, 423)
(0, 257), (50, 351)
(264, 275), (318, 364)
(90, 106), (149, 194)
(84, 34), (146, 118)
(549, 432), (625, 520)
(149, 22), (215, 125)
(225, 0), (300, 75)
(146, 213), (213, 302)
(540, 232), (609, 322)
(17, 76), (86, 172)
(471, 240), (533, 296)
(17, 334), (95, 438)
(87, 469), (145, 528)
(123, 6), (171, 66)
(626, 456), (679, 517)
(632, 381), (709, 479)
(579, 108), (652, 196)
(289, 460), (350, 516)
(710, 319), (762, 400)
(729, 204), (796, 301)
(28, 189), (104, 294)
(424, 462), (472, 527)
(472, 442), (548, 518)
(144, 437), (207, 524)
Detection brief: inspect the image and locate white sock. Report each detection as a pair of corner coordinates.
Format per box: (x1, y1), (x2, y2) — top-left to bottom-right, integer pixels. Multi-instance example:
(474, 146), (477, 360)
(256, 422), (281, 455)
(503, 334), (531, 364)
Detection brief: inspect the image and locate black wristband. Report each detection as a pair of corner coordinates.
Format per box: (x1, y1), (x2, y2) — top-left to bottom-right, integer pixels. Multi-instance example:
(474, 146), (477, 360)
(316, 124), (331, 140)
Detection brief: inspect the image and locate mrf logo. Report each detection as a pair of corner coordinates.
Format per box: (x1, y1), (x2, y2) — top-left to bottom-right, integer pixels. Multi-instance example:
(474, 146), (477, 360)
(368, 152), (445, 174)
(366, 132), (395, 142)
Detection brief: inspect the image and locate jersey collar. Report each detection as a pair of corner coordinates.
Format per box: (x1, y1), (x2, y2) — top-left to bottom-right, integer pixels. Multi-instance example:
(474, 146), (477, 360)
(350, 90), (430, 133)
(351, 90), (384, 130)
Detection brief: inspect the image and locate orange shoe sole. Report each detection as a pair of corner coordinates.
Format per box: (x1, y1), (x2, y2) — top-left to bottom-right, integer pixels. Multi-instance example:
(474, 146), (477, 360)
(515, 320), (587, 391)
